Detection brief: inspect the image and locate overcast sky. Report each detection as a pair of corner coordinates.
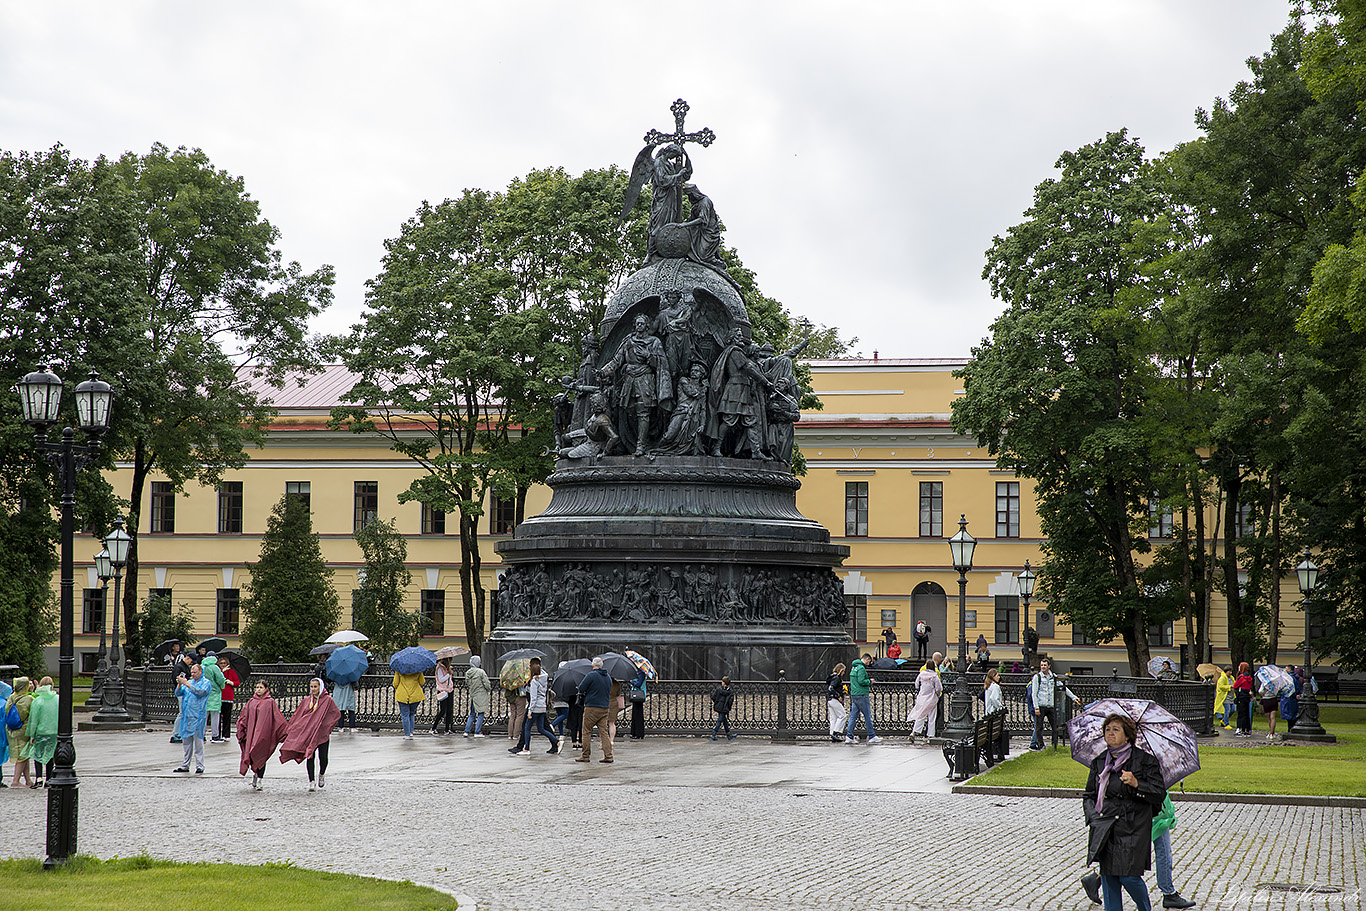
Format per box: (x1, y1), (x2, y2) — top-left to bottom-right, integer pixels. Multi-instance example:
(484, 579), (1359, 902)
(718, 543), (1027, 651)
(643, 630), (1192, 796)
(2, 1), (1294, 358)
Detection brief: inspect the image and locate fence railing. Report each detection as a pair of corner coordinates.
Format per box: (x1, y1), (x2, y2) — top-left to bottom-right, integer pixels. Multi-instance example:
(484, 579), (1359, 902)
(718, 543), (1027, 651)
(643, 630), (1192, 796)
(124, 666), (1214, 739)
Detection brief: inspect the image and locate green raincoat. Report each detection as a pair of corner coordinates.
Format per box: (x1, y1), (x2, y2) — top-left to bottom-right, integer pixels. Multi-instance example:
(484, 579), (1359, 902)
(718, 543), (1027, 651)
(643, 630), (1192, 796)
(25, 684), (59, 766)
(5, 677), (33, 762)
(1151, 795), (1176, 842)
(202, 656), (227, 712)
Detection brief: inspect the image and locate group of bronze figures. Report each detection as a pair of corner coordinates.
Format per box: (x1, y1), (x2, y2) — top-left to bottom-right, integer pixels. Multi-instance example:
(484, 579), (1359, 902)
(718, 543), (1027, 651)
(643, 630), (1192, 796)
(496, 562), (849, 627)
(555, 315), (804, 463)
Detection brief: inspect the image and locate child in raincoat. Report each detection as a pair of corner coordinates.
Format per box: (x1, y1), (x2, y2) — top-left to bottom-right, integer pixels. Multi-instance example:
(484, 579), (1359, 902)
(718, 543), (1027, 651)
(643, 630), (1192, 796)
(5, 677), (34, 788)
(1214, 667), (1234, 730)
(25, 677), (58, 787)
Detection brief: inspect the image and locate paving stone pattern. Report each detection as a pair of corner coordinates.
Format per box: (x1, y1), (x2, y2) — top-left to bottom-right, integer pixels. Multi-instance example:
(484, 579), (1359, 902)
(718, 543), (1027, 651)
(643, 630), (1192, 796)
(0, 730), (1361, 911)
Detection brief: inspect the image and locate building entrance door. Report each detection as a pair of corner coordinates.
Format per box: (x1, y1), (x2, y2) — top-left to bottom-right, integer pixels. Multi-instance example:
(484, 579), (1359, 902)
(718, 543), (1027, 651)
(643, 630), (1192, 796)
(911, 581), (947, 663)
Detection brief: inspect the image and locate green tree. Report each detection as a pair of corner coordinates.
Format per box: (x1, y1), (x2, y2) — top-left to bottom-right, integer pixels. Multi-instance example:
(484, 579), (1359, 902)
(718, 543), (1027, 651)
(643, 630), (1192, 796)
(0, 146), (144, 672)
(352, 518), (423, 658)
(953, 131), (1173, 675)
(104, 144), (334, 664)
(130, 593), (198, 665)
(239, 493), (339, 662)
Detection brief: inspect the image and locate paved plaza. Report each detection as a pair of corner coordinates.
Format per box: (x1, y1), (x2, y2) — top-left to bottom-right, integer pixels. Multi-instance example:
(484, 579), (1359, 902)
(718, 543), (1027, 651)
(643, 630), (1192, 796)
(1, 728), (1362, 911)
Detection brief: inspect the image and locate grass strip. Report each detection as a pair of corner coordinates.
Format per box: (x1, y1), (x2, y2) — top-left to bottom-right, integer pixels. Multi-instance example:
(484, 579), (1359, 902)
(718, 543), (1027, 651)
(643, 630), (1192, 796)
(973, 704), (1366, 796)
(0, 855), (458, 911)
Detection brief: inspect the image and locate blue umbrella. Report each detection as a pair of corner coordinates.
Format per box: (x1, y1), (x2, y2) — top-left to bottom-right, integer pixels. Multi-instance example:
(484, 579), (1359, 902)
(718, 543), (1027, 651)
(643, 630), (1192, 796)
(389, 646), (437, 675)
(326, 645), (370, 686)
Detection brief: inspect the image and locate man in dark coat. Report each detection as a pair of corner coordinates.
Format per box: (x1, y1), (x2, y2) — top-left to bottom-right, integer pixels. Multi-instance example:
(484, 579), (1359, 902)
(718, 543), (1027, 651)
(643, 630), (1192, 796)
(1082, 713), (1167, 910)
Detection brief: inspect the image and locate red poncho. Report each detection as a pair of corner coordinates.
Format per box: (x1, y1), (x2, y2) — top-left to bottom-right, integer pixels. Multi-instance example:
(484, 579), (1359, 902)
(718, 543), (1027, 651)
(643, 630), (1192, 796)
(279, 688), (341, 764)
(236, 693), (287, 776)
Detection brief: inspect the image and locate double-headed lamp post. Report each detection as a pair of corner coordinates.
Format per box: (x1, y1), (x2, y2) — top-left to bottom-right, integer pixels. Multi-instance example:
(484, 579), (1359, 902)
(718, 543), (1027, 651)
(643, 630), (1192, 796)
(14, 365), (114, 868)
(943, 514), (977, 740)
(1287, 548), (1335, 743)
(91, 548), (113, 704)
(92, 518), (131, 723)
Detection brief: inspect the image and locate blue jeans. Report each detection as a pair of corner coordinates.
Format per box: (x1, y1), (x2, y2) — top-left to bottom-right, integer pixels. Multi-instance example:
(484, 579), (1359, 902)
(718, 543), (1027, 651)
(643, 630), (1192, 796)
(845, 694), (876, 739)
(519, 713), (559, 749)
(464, 711), (485, 735)
(551, 707), (569, 734)
(1154, 831), (1174, 895)
(713, 713), (731, 737)
(398, 701), (417, 736)
(1101, 874), (1151, 911)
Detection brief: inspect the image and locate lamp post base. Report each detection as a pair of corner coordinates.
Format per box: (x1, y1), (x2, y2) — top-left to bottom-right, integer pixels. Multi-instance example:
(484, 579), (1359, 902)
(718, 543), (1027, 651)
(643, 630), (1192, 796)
(1284, 695), (1336, 743)
(942, 674), (976, 741)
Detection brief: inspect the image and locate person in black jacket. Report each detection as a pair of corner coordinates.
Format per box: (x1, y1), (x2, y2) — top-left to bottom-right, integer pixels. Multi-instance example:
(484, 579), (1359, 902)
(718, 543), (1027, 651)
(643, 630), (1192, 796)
(710, 676), (736, 741)
(1082, 713), (1167, 911)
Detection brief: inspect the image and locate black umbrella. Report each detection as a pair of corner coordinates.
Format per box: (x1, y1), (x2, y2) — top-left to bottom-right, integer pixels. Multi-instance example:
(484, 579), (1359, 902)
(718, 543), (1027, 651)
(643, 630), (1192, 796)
(150, 639), (183, 663)
(309, 643), (342, 657)
(870, 657), (900, 670)
(551, 658), (594, 700)
(198, 636), (228, 654)
(498, 647), (551, 661)
(216, 650), (252, 685)
(594, 651), (638, 681)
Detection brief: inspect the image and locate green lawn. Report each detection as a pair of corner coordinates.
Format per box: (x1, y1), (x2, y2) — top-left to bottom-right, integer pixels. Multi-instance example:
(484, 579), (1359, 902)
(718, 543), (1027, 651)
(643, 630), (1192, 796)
(0, 855), (457, 911)
(972, 704), (1366, 797)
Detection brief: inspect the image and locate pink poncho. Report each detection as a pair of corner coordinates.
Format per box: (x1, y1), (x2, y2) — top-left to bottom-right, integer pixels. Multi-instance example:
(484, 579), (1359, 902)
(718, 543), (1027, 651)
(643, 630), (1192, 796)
(236, 692), (287, 775)
(279, 680), (342, 764)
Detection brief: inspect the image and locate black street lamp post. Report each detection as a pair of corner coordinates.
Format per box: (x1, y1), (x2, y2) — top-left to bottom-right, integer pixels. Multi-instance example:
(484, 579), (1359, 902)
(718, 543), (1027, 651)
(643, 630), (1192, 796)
(92, 518), (131, 723)
(943, 514), (977, 740)
(13, 365), (114, 868)
(1286, 549), (1335, 743)
(90, 548), (112, 704)
(1019, 560), (1036, 668)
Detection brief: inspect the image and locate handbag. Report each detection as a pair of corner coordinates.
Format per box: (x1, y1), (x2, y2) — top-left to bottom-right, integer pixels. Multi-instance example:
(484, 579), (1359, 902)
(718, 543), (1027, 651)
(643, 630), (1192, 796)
(629, 687), (646, 704)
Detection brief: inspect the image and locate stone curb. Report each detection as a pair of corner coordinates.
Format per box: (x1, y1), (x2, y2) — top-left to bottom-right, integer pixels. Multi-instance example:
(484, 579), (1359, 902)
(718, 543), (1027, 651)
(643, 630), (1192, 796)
(950, 783), (1366, 808)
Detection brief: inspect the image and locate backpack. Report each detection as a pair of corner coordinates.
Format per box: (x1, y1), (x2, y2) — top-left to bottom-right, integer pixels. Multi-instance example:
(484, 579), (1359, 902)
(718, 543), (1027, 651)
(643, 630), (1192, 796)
(915, 620), (927, 637)
(5, 701), (22, 731)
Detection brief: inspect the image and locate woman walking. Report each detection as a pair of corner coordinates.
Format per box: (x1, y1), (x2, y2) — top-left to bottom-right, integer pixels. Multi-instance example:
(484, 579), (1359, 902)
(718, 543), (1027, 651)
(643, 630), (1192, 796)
(280, 678), (341, 791)
(431, 656), (456, 735)
(628, 666), (647, 741)
(826, 663), (848, 742)
(393, 666), (425, 739)
(237, 681), (287, 791)
(5, 677), (33, 789)
(908, 660), (943, 744)
(1232, 662), (1254, 737)
(25, 678), (57, 787)
(463, 656), (490, 737)
(1081, 713), (1167, 911)
(201, 654), (227, 742)
(332, 674), (358, 733)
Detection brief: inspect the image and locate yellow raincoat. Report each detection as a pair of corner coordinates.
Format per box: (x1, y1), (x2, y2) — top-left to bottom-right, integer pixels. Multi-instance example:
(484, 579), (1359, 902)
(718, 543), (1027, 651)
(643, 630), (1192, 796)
(1215, 670), (1233, 725)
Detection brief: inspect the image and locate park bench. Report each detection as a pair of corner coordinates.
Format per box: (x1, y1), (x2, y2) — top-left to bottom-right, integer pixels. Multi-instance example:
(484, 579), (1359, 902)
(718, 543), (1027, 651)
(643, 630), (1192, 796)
(943, 709), (1007, 781)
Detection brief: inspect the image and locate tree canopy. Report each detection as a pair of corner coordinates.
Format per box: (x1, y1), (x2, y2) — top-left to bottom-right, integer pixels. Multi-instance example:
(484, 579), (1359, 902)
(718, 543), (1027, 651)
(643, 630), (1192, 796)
(239, 493), (339, 662)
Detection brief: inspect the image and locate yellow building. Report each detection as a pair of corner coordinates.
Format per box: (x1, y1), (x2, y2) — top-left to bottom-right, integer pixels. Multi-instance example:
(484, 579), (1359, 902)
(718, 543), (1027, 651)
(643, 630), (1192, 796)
(61, 358), (1321, 678)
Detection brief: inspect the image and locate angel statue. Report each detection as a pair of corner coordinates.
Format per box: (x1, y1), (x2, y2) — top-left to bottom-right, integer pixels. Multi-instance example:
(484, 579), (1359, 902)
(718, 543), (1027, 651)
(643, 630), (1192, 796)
(620, 142), (694, 262)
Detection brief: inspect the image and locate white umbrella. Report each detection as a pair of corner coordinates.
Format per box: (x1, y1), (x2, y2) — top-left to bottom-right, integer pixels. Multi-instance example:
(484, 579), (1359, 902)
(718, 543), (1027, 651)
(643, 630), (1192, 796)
(326, 630), (369, 644)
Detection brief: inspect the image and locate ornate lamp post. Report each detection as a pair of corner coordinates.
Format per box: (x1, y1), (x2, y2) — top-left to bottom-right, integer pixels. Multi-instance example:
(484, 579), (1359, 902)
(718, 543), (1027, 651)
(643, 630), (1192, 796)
(1286, 549), (1335, 742)
(92, 518), (132, 722)
(1018, 560), (1035, 667)
(943, 514), (977, 740)
(13, 365), (114, 868)
(90, 548), (113, 703)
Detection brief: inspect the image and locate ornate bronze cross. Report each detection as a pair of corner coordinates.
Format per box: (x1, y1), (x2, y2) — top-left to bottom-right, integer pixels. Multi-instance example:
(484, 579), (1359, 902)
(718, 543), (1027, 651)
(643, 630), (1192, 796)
(643, 98), (716, 149)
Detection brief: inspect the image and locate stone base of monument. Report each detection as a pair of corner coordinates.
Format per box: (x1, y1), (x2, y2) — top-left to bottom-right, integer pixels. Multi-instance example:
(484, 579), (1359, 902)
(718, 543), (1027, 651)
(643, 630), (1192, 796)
(485, 623), (852, 682)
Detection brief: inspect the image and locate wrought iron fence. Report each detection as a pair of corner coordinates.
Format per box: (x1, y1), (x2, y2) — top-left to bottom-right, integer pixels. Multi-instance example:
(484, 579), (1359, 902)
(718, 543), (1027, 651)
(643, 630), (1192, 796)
(123, 667), (1214, 739)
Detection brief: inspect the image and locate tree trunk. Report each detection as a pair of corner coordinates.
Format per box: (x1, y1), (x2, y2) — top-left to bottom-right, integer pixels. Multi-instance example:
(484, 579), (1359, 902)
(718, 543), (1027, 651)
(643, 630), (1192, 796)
(1222, 468), (1248, 668)
(1191, 471), (1209, 666)
(121, 439), (151, 664)
(1181, 502), (1195, 662)
(1267, 469), (1282, 666)
(458, 509), (484, 655)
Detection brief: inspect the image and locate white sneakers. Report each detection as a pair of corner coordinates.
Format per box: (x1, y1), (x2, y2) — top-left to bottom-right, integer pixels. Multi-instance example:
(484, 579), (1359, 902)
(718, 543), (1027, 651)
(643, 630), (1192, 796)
(867, 736), (884, 744)
(844, 737), (857, 744)
(317, 772), (325, 789)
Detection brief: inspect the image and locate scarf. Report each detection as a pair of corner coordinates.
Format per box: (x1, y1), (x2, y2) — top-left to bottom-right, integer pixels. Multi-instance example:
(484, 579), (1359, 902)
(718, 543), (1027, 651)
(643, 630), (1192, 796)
(1095, 742), (1132, 812)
